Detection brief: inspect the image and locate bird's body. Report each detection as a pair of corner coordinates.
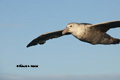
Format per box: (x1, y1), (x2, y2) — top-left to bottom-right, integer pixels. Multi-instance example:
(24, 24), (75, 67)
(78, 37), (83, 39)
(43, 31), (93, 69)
(27, 20), (120, 47)
(68, 23), (119, 44)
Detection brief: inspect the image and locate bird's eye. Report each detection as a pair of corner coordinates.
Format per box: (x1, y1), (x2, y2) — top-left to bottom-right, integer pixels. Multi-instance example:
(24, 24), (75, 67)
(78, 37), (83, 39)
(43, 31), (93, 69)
(70, 25), (72, 27)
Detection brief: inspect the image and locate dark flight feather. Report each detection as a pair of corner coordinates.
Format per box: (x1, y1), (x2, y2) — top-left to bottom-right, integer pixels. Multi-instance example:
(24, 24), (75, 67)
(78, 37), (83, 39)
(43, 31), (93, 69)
(27, 30), (71, 47)
(91, 20), (120, 32)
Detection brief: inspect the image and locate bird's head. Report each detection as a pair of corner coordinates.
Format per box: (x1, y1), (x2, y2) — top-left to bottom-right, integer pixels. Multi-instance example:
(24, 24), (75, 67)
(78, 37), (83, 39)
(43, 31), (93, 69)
(62, 23), (78, 35)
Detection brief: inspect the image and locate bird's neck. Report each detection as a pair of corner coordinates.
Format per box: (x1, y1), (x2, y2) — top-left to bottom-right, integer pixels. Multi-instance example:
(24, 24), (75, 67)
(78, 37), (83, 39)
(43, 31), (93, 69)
(72, 25), (88, 39)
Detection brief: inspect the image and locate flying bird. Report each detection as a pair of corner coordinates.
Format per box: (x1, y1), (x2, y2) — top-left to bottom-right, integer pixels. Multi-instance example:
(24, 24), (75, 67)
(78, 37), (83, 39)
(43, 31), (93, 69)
(27, 20), (120, 47)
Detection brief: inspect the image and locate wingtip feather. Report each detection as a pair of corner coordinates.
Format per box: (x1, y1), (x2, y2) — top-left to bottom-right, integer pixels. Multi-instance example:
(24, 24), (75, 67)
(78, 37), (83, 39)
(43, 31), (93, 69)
(26, 40), (38, 48)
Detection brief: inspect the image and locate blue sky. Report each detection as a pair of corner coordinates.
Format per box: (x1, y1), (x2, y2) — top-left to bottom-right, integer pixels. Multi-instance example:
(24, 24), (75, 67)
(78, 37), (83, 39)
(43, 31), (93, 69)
(0, 0), (120, 80)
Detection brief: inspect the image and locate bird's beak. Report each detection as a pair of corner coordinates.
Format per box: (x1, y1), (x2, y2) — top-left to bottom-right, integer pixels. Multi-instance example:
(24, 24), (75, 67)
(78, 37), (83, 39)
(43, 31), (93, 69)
(62, 27), (69, 35)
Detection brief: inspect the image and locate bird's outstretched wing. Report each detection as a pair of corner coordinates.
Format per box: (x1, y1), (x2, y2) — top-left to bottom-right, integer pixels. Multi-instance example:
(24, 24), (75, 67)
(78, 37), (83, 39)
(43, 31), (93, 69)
(27, 30), (71, 47)
(91, 20), (120, 32)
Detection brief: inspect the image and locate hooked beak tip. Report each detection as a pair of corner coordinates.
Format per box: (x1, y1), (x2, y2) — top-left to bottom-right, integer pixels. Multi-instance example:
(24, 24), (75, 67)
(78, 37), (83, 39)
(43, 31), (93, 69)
(62, 32), (65, 35)
(62, 27), (69, 35)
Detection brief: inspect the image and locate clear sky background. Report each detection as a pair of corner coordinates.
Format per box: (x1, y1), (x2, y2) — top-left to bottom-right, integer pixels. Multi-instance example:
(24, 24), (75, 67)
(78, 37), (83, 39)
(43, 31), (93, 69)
(0, 0), (120, 80)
